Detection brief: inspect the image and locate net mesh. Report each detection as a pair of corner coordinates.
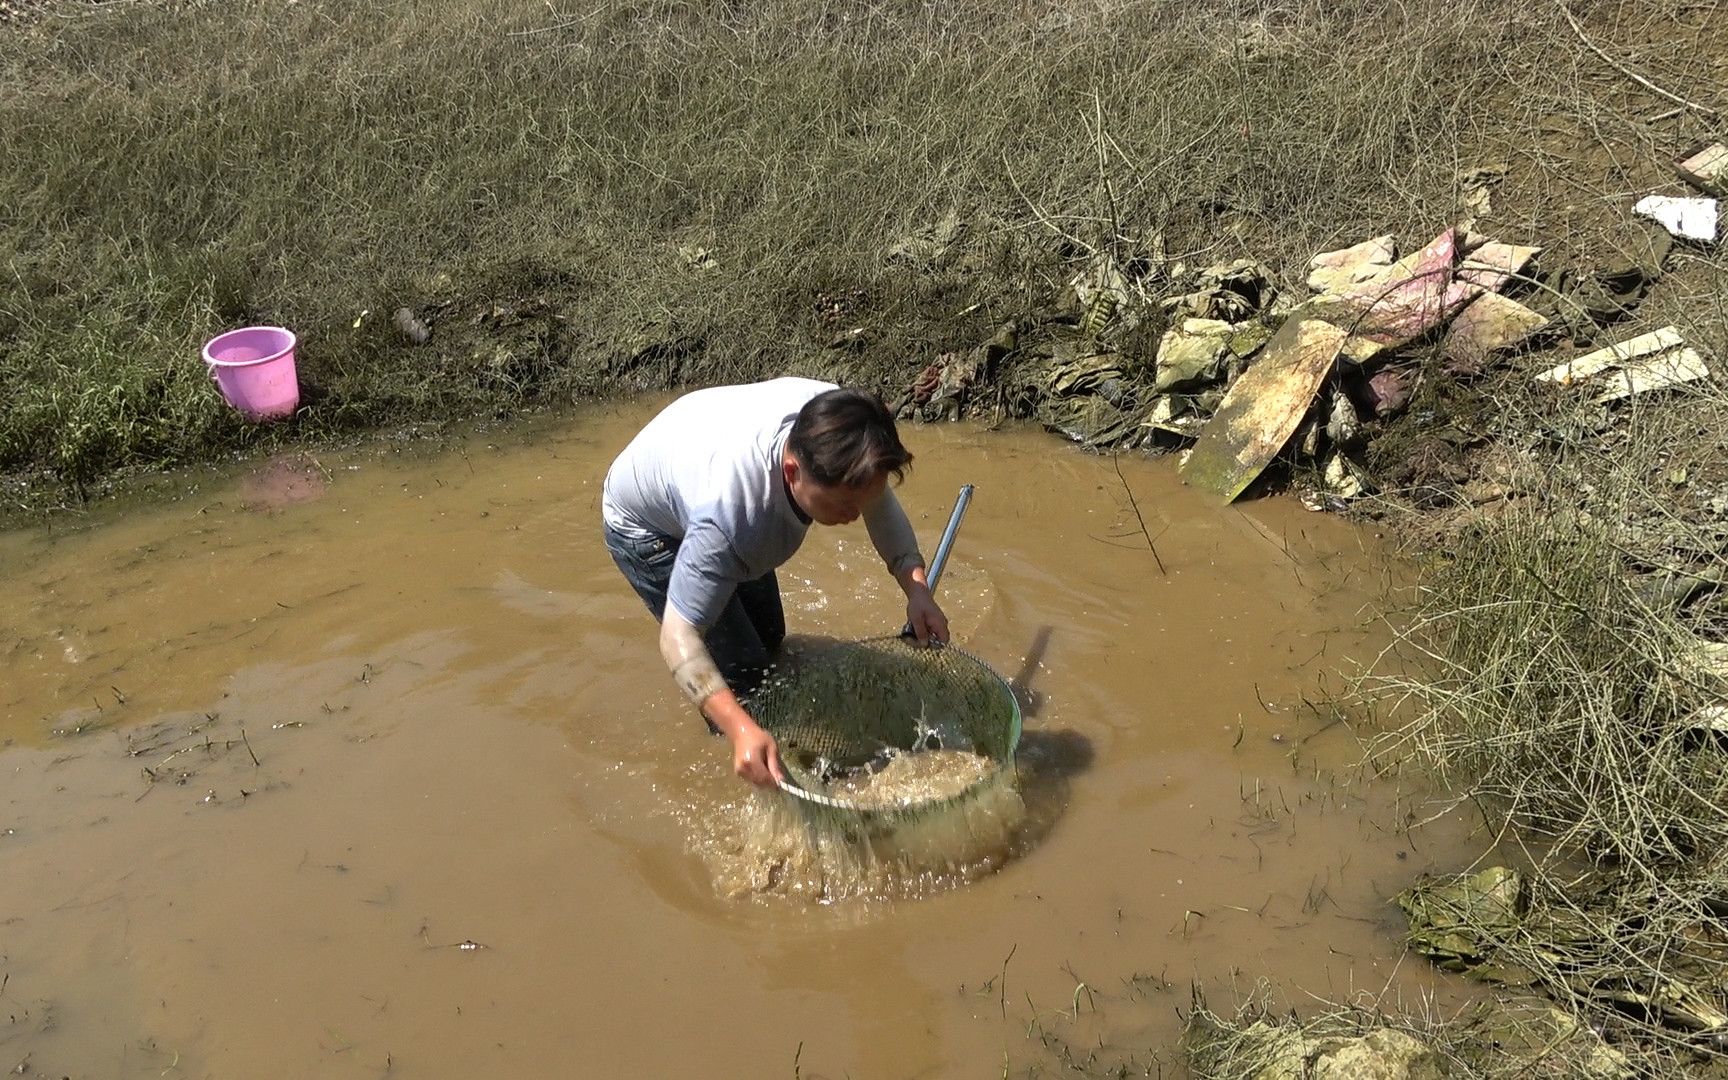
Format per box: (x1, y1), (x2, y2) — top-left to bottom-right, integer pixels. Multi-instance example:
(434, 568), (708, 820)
(749, 636), (1021, 822)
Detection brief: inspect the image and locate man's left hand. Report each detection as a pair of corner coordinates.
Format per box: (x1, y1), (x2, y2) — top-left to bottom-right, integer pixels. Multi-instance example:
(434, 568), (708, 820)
(905, 586), (950, 646)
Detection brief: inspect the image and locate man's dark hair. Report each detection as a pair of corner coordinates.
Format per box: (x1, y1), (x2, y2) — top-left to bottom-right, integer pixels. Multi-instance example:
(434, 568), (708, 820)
(788, 388), (913, 488)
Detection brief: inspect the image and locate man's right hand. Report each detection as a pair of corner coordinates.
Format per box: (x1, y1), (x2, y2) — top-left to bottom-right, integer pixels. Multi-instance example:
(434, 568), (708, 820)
(703, 689), (786, 788)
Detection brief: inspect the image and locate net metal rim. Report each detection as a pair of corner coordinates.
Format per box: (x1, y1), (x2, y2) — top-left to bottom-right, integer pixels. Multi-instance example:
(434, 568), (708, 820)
(768, 638), (1023, 815)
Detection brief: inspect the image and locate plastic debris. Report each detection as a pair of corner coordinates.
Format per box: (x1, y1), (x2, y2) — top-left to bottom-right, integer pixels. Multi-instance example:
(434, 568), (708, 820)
(1633, 194), (1718, 243)
(1165, 259), (1275, 322)
(886, 208), (967, 266)
(678, 244), (718, 271)
(1457, 163), (1509, 230)
(1154, 318), (1234, 392)
(393, 307), (431, 345)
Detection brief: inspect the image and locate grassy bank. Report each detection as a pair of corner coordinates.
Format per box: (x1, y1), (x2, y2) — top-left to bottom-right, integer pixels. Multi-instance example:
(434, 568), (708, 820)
(4, 0), (1720, 500)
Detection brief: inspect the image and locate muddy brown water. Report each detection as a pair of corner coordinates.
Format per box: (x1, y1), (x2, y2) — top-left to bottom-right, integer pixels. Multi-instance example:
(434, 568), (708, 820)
(0, 407), (1478, 1078)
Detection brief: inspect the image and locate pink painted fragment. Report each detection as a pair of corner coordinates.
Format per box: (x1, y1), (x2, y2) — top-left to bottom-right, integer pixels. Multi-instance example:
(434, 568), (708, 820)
(1443, 292), (1549, 375)
(1365, 368), (1416, 418)
(1335, 228), (1483, 349)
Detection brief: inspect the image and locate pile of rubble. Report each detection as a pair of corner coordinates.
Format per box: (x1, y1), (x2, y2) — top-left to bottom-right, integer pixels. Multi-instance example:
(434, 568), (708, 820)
(895, 142), (1723, 509)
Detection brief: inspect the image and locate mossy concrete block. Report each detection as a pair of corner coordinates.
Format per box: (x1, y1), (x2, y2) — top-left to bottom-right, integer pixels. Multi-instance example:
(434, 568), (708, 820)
(1313, 1030), (1446, 1080)
(1243, 1025), (1446, 1080)
(1154, 317), (1233, 392)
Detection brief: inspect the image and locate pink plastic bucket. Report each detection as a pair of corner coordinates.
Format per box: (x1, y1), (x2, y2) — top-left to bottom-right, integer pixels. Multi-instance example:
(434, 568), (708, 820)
(201, 326), (299, 421)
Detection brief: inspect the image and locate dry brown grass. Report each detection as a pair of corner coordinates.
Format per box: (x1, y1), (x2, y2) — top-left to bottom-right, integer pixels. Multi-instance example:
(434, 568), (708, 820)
(2, 0), (1723, 495)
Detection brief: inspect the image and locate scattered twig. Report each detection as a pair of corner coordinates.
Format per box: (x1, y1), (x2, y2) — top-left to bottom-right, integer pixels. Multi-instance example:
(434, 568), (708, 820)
(1553, 0), (1719, 118)
(1111, 453), (1166, 575)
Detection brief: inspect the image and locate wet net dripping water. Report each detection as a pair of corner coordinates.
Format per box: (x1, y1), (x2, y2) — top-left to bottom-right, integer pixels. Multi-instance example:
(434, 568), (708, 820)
(697, 762), (1030, 904)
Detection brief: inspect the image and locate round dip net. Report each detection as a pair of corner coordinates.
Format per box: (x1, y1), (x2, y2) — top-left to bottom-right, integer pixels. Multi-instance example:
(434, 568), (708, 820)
(749, 634), (1022, 834)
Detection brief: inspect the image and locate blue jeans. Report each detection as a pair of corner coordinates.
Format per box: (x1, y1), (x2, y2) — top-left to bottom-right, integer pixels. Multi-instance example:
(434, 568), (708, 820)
(602, 524), (785, 703)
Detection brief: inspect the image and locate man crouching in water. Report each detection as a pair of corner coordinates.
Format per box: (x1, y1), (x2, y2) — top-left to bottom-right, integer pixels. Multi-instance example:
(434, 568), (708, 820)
(601, 379), (950, 787)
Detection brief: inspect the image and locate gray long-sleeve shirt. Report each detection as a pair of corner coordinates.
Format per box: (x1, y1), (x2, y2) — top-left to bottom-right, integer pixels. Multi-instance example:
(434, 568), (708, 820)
(601, 378), (923, 630)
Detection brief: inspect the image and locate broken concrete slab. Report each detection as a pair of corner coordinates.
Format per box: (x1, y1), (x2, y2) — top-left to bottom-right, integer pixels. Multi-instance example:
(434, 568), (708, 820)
(1142, 394), (1207, 438)
(1325, 392), (1365, 451)
(1322, 451), (1366, 498)
(1535, 325), (1683, 384)
(1443, 291), (1549, 371)
(1329, 228), (1484, 357)
(1154, 318), (1234, 392)
(1634, 194), (1718, 243)
(1179, 316), (1349, 501)
(1307, 234), (1397, 296)
(1228, 321), (1275, 361)
(1457, 241), (1541, 292)
(1399, 866), (1526, 971)
(1594, 346), (1710, 401)
(1229, 1022), (1447, 1080)
(1676, 142), (1728, 197)
(1312, 1030), (1446, 1080)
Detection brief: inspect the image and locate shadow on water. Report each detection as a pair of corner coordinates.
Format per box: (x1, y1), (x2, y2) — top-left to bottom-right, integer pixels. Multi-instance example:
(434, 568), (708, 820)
(1006, 625), (1093, 853)
(1008, 623), (1054, 721)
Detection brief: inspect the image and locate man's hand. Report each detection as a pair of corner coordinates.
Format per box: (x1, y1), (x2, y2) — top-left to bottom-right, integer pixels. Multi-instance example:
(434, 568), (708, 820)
(905, 583), (950, 646)
(729, 719), (786, 788)
(703, 689), (786, 788)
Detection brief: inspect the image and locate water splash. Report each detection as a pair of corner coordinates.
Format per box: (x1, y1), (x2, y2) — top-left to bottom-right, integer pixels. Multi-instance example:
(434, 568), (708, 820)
(696, 766), (1028, 904)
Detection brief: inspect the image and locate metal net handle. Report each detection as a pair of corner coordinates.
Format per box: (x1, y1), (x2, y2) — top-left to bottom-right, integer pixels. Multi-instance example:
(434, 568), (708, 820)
(901, 483), (973, 639)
